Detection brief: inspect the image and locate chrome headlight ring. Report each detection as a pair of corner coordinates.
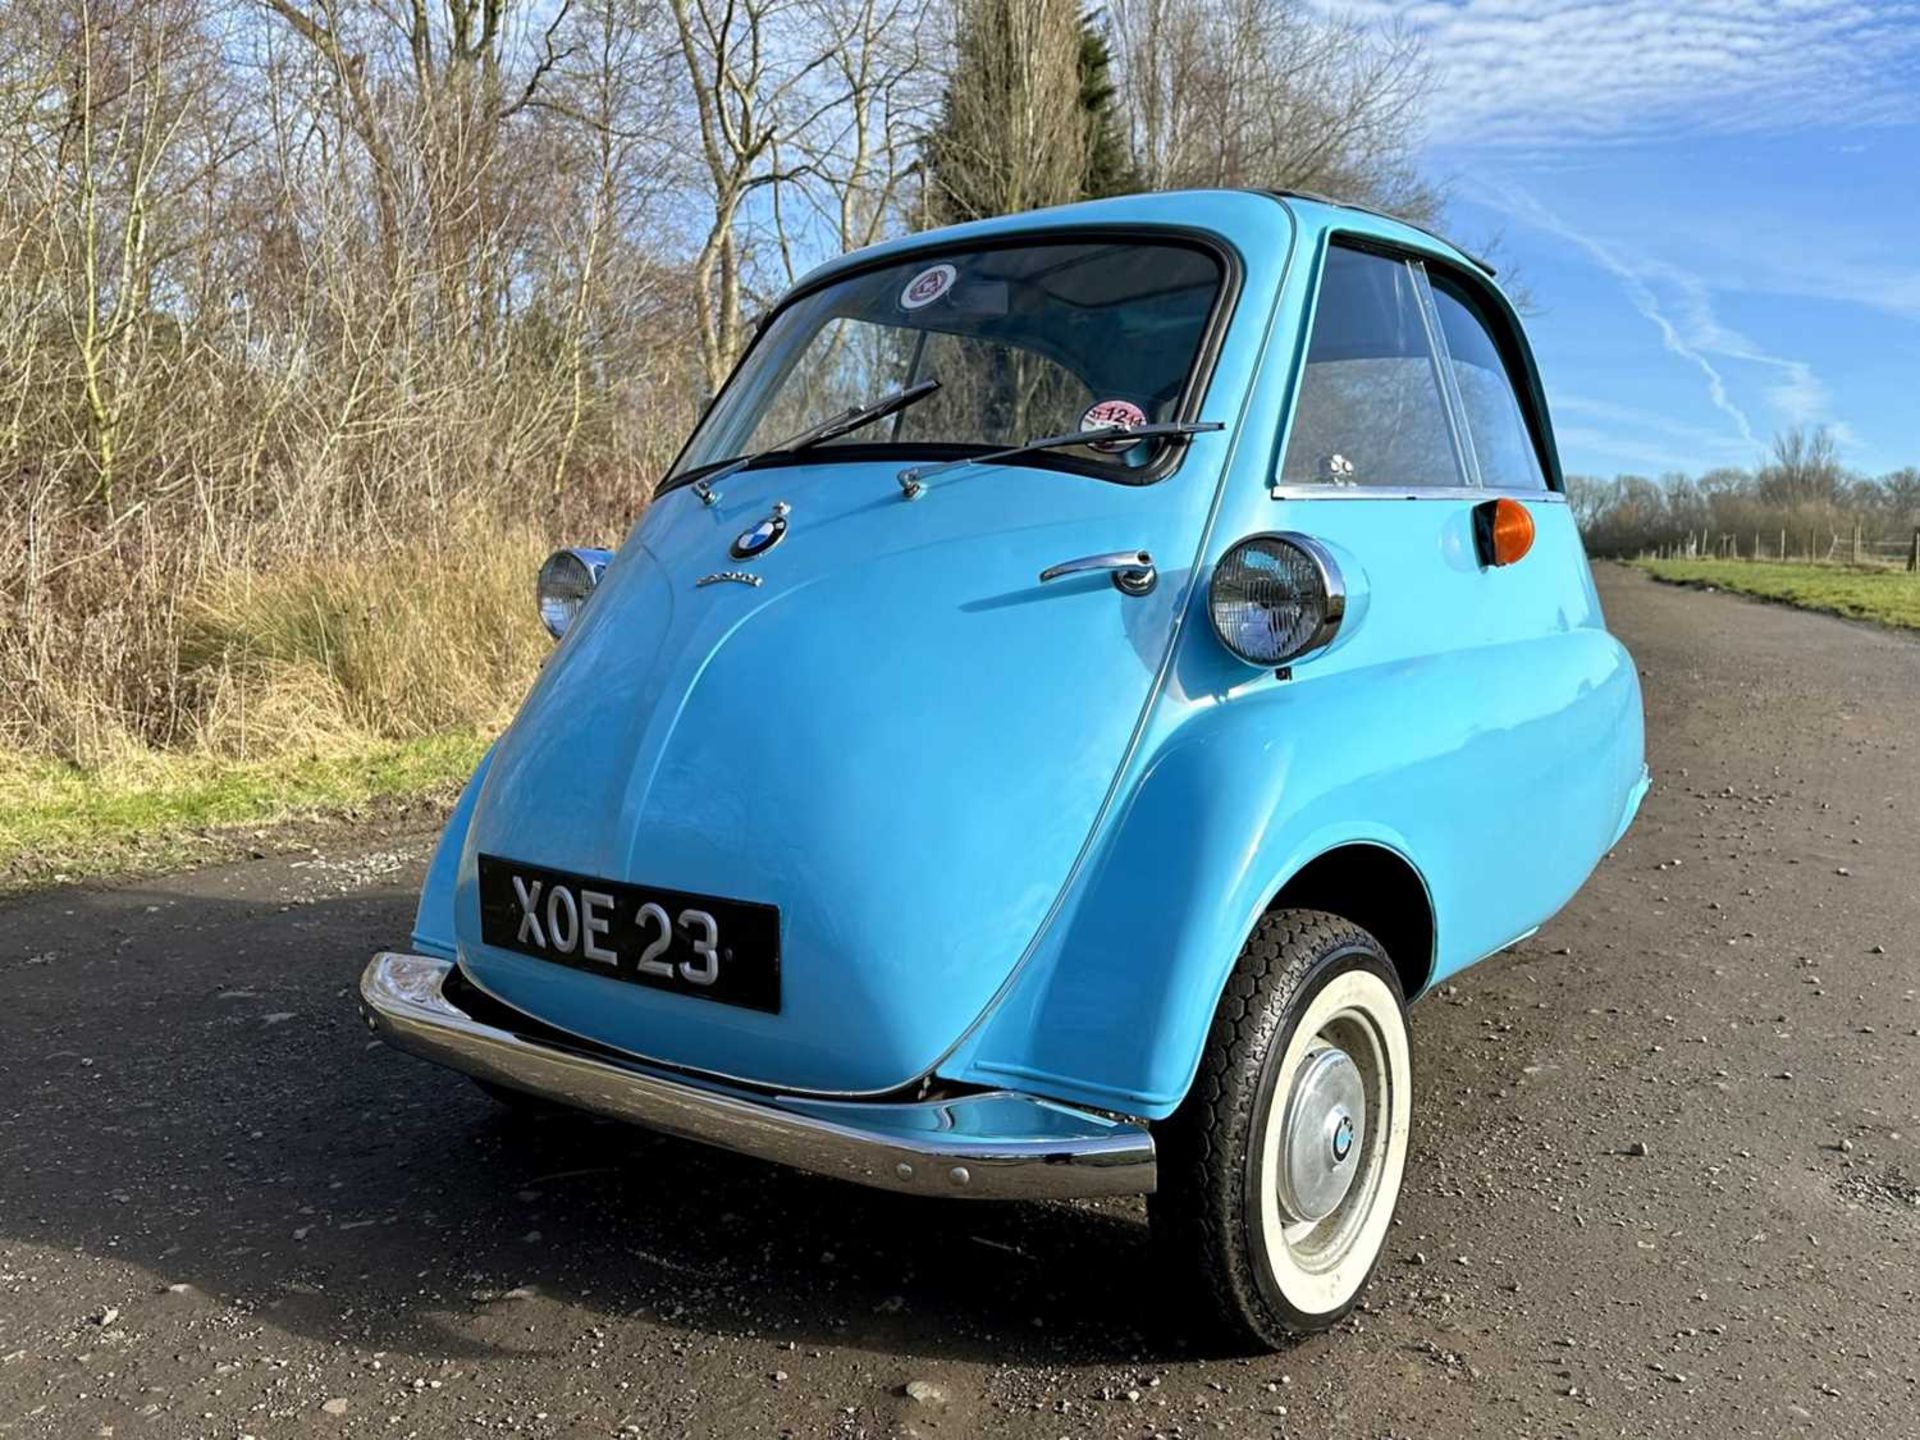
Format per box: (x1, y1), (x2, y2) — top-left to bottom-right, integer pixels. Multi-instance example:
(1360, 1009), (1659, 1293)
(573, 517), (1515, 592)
(537, 547), (614, 640)
(1208, 532), (1346, 668)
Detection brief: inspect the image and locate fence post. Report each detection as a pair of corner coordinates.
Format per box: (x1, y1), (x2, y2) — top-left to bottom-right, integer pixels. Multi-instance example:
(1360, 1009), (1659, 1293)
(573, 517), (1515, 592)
(1778, 528), (1785, 563)
(1853, 523), (1863, 564)
(1910, 527), (1918, 574)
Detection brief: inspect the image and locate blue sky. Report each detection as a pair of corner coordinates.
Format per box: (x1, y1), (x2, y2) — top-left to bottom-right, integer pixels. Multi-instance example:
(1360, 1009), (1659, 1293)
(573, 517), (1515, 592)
(1346, 0), (1920, 478)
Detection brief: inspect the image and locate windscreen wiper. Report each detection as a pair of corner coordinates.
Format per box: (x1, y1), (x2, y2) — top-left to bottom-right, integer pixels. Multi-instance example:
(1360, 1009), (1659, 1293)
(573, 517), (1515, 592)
(681, 378), (942, 506)
(895, 419), (1223, 499)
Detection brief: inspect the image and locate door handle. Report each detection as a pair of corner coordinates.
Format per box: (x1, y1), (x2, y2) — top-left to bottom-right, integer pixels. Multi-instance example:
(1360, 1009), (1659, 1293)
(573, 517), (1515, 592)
(1038, 550), (1157, 596)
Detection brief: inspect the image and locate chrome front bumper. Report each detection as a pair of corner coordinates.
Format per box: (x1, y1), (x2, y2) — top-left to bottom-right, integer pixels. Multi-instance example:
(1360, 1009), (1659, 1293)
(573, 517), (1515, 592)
(359, 953), (1155, 1200)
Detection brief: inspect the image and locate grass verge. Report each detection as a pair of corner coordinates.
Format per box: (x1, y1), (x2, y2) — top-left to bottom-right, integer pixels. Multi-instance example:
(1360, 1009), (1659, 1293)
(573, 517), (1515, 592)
(1633, 558), (1920, 633)
(0, 730), (490, 892)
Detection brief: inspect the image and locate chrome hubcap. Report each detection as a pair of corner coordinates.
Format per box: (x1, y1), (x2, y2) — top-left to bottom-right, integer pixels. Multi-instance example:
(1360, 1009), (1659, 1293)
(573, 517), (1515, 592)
(1276, 1045), (1367, 1222)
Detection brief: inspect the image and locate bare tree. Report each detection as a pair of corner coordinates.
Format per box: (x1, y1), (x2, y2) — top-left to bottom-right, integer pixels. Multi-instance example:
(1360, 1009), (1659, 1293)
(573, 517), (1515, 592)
(1572, 427), (1920, 560)
(253, 0), (579, 350)
(922, 0), (1088, 224)
(776, 0), (934, 269)
(1107, 0), (1437, 222)
(662, 0), (933, 392)
(663, 0), (804, 393)
(1758, 425), (1844, 508)
(0, 0), (1479, 772)
(1883, 467), (1920, 518)
(0, 0), (947, 760)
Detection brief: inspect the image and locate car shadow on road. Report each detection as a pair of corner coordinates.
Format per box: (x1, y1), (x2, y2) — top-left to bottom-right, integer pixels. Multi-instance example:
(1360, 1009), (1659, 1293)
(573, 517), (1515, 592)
(1, 882), (1200, 1368)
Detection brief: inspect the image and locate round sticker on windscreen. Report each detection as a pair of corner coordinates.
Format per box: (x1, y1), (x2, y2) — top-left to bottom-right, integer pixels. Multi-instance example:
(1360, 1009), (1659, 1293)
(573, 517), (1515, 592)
(1080, 398), (1148, 452)
(899, 263), (958, 310)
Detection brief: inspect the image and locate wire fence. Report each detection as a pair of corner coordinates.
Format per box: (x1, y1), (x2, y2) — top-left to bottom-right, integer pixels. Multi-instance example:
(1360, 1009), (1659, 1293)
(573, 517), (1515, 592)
(1639, 526), (1920, 570)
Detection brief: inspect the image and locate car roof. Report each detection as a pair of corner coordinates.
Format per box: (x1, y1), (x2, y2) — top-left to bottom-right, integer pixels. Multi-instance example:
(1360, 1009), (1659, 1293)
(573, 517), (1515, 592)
(792, 188), (1495, 298)
(1264, 189), (1497, 279)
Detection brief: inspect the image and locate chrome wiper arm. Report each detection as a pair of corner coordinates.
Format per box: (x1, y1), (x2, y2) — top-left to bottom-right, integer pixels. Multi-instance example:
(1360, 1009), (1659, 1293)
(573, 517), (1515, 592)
(682, 378), (943, 507)
(788, 377), (942, 453)
(895, 420), (1223, 498)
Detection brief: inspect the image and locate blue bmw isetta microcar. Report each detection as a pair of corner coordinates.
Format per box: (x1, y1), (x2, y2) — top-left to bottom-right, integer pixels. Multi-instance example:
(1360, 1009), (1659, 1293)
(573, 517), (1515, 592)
(361, 189), (1648, 1347)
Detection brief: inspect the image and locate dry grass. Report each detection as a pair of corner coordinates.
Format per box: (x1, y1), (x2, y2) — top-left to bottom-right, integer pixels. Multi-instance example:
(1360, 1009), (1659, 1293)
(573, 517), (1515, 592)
(4, 508), (555, 762)
(1, 506), (560, 885)
(181, 521), (553, 751)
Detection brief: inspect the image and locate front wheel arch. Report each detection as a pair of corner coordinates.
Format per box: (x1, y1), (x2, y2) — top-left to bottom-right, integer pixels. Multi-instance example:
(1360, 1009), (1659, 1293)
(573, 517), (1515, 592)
(947, 824), (1438, 1119)
(1265, 842), (1435, 1001)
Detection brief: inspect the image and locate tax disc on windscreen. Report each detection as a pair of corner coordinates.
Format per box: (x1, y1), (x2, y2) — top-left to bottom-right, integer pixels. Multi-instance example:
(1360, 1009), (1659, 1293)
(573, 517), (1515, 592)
(1080, 398), (1148, 452)
(899, 263), (958, 310)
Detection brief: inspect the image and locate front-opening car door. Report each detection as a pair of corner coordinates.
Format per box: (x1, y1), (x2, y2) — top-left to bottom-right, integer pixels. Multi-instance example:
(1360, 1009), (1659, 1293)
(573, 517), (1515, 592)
(453, 234), (1253, 1094)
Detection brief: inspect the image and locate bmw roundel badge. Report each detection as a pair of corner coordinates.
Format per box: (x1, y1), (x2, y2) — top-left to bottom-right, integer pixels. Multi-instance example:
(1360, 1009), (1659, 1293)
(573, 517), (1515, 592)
(730, 508), (788, 560)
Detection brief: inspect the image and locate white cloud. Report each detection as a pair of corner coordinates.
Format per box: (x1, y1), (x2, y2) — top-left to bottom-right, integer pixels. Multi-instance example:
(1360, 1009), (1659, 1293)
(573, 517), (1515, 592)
(1483, 181), (1758, 441)
(1662, 211), (1920, 323)
(1328, 0), (1920, 145)
(1477, 178), (1848, 451)
(1639, 256), (1834, 425)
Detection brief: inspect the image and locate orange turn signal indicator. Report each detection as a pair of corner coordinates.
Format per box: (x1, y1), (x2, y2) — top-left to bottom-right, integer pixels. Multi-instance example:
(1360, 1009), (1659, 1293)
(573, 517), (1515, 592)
(1472, 496), (1535, 568)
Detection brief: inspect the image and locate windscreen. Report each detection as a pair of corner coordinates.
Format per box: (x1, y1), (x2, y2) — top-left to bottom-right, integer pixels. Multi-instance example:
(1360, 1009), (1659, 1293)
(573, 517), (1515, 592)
(669, 239), (1225, 484)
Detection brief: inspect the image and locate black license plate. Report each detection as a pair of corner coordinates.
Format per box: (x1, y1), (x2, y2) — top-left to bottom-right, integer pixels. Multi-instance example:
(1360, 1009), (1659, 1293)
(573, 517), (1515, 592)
(477, 854), (781, 1013)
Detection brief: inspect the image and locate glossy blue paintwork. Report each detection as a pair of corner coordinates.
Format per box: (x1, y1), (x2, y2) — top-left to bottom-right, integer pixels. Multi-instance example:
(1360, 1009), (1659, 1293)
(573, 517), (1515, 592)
(412, 189), (1646, 1116)
(945, 499), (1644, 1113)
(410, 742), (492, 961)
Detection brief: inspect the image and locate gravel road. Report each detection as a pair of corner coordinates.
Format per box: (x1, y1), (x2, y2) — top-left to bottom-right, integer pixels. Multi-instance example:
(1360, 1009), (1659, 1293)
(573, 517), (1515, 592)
(4, 563), (1917, 1439)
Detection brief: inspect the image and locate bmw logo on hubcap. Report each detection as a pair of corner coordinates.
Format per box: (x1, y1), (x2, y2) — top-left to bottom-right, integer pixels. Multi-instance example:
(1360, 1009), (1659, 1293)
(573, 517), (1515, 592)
(1332, 1114), (1355, 1163)
(730, 509), (788, 560)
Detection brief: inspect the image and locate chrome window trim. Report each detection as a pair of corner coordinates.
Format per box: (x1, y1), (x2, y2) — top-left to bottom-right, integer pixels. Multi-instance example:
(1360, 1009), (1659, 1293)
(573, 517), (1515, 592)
(1268, 484), (1566, 503)
(1409, 259), (1484, 489)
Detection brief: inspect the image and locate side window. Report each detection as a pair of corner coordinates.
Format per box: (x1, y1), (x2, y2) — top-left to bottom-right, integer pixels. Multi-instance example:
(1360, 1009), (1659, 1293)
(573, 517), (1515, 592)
(1430, 278), (1549, 492)
(1279, 246), (1463, 488)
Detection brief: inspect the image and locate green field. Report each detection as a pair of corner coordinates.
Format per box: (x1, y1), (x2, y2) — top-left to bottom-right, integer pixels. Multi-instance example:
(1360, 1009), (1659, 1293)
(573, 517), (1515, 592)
(1633, 558), (1920, 632)
(0, 731), (490, 891)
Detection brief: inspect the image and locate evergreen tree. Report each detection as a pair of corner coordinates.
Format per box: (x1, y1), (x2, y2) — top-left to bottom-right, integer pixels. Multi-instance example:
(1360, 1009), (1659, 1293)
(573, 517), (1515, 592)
(923, 1), (1136, 226)
(1077, 9), (1138, 201)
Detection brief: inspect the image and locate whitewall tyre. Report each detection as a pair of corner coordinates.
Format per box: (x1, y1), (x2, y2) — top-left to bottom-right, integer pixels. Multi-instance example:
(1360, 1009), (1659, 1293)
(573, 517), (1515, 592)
(1150, 909), (1413, 1349)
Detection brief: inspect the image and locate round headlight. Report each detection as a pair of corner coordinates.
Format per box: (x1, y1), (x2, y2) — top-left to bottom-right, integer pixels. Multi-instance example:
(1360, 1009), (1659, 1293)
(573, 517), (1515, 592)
(1208, 533), (1345, 667)
(537, 547), (611, 640)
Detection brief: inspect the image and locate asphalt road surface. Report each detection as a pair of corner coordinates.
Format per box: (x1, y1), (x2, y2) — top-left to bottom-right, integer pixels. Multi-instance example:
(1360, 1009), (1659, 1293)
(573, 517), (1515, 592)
(4, 563), (1918, 1440)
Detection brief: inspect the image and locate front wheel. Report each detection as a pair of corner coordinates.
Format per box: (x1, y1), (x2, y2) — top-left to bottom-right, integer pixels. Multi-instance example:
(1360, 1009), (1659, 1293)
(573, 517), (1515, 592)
(1150, 909), (1412, 1349)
